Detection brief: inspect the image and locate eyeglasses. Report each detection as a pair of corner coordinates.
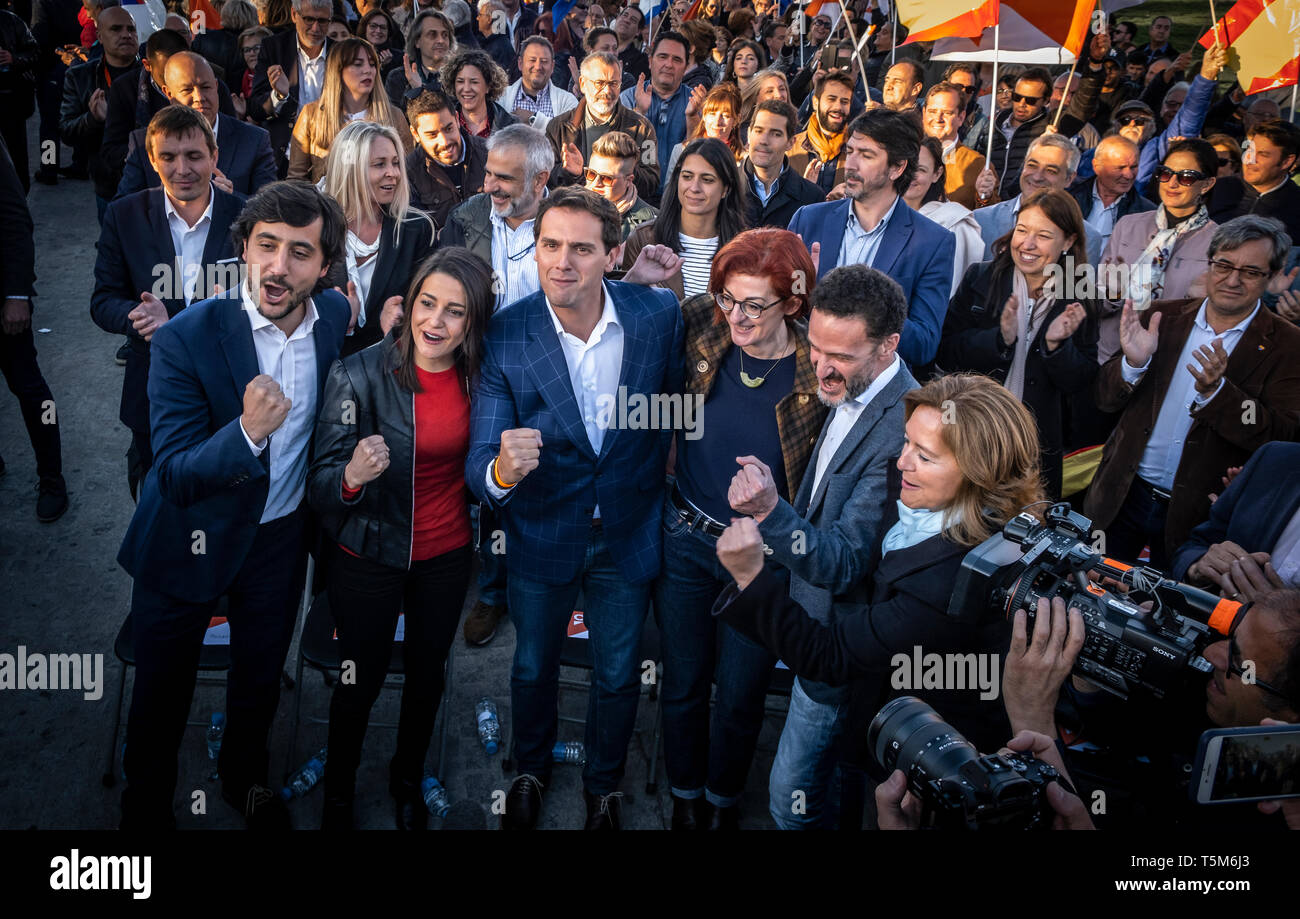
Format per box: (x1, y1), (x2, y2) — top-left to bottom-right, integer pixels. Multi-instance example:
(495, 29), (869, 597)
(1206, 258), (1271, 281)
(1119, 114), (1153, 127)
(298, 13), (331, 26)
(1217, 157), (1232, 168)
(714, 290), (788, 319)
(586, 79), (620, 91)
(1227, 632), (1290, 700)
(1010, 92), (1043, 105)
(1155, 166), (1208, 186)
(584, 168), (625, 187)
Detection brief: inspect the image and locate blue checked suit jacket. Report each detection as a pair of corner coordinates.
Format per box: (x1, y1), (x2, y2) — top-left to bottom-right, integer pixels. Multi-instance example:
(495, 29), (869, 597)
(467, 280), (686, 586)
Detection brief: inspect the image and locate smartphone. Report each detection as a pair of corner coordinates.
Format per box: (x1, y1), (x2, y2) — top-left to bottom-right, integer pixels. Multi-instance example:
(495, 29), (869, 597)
(1192, 724), (1300, 804)
(818, 42), (854, 74)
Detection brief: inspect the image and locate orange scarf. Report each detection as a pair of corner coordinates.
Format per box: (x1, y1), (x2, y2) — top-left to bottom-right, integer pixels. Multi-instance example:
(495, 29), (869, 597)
(804, 111), (845, 166)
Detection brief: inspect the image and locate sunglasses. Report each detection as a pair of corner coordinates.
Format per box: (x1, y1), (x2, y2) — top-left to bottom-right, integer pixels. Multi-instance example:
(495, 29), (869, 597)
(1119, 113), (1153, 127)
(1010, 92), (1043, 105)
(1155, 166), (1207, 186)
(1217, 157), (1232, 167)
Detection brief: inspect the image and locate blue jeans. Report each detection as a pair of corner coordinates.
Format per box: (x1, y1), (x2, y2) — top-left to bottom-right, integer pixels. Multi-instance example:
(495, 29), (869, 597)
(474, 503), (507, 607)
(767, 676), (847, 829)
(653, 495), (777, 807)
(507, 523), (648, 794)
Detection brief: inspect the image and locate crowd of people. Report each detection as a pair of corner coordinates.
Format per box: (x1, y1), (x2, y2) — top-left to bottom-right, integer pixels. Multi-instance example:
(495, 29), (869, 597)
(1, 0), (1299, 832)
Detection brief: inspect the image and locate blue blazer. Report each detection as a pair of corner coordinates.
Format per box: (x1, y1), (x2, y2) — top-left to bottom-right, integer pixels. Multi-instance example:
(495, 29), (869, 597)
(114, 114), (278, 199)
(787, 198), (956, 366)
(466, 281), (686, 586)
(91, 186), (246, 435)
(117, 286), (350, 603)
(1171, 442), (1300, 582)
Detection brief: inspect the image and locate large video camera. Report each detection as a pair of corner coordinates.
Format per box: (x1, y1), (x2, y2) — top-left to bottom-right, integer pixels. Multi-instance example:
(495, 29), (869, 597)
(949, 503), (1243, 700)
(869, 696), (1071, 829)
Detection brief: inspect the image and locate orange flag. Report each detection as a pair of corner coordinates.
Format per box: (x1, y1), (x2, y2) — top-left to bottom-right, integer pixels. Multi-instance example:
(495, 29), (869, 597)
(1199, 0), (1300, 94)
(896, 0), (999, 44)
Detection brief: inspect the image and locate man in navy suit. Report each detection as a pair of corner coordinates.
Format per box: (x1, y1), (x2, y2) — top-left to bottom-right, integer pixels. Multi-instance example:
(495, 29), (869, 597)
(787, 109), (956, 367)
(248, 0), (333, 177)
(467, 187), (685, 830)
(115, 180), (349, 829)
(115, 52), (277, 198)
(92, 105), (246, 499)
(1173, 442), (1300, 594)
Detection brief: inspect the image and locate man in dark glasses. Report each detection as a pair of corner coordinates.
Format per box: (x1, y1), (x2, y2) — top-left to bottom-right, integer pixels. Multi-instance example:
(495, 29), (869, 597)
(987, 67), (1052, 200)
(1208, 120), (1300, 242)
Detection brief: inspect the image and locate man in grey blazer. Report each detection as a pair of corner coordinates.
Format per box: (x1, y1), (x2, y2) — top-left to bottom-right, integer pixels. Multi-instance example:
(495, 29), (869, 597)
(727, 265), (918, 829)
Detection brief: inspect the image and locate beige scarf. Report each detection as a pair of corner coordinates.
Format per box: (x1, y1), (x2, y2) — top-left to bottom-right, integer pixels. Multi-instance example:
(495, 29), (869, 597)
(1005, 269), (1056, 399)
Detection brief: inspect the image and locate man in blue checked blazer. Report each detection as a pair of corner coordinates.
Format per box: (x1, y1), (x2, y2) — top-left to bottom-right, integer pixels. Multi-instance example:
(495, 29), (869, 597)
(786, 108), (956, 368)
(467, 187), (685, 830)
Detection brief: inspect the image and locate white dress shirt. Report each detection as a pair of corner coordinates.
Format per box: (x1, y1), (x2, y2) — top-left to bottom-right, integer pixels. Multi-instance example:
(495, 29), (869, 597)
(837, 194), (900, 269)
(490, 207), (542, 311)
(485, 285), (623, 514)
(272, 41), (326, 110)
(1126, 299), (1260, 491)
(238, 283), (321, 523)
(163, 188), (214, 305)
(808, 353), (900, 501)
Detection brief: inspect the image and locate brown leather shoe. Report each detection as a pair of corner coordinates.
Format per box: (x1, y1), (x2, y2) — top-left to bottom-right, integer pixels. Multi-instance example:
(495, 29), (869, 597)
(463, 600), (506, 646)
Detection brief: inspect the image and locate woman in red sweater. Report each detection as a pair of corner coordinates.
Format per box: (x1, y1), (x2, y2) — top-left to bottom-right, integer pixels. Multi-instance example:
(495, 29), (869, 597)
(308, 247), (493, 829)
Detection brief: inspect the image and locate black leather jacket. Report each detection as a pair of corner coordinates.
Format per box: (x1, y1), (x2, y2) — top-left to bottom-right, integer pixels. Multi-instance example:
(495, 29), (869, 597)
(308, 333), (471, 571)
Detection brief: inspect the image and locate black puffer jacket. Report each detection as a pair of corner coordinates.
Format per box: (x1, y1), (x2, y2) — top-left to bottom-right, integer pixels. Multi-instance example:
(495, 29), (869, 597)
(308, 333), (471, 571)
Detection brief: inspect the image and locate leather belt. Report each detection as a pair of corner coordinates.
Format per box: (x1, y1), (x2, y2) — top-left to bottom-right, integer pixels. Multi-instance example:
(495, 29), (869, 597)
(670, 484), (728, 539)
(1137, 477), (1172, 502)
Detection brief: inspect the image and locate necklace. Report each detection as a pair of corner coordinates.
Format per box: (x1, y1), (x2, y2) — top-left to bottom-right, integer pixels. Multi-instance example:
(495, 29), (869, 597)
(739, 348), (789, 388)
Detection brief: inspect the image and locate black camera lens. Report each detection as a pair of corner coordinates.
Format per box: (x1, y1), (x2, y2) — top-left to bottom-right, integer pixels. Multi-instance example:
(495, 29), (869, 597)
(869, 696), (981, 781)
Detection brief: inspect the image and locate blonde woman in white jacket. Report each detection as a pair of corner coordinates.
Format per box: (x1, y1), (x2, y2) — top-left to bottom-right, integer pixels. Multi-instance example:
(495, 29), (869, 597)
(904, 136), (984, 297)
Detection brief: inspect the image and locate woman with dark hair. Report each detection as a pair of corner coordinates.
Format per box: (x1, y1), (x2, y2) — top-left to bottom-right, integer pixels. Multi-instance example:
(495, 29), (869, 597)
(385, 9), (457, 107)
(308, 246), (495, 830)
(288, 37), (412, 182)
(937, 187), (1100, 499)
(439, 48), (517, 139)
(713, 373), (1048, 827)
(622, 137), (749, 300)
(358, 8), (402, 82)
(648, 227), (826, 830)
(901, 136), (983, 296)
(723, 38), (765, 94)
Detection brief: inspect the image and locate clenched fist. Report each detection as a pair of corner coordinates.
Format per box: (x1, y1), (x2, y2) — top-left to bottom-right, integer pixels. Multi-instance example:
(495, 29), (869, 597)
(716, 516), (766, 590)
(345, 434), (390, 488)
(241, 374), (291, 444)
(496, 428), (543, 485)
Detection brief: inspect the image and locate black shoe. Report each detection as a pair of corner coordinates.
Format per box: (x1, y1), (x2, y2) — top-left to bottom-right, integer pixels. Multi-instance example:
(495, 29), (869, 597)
(671, 794), (702, 830)
(704, 800), (740, 830)
(223, 783), (292, 830)
(115, 340), (130, 366)
(389, 776), (427, 830)
(501, 774), (544, 830)
(583, 789), (623, 830)
(32, 170), (57, 186)
(36, 478), (68, 523)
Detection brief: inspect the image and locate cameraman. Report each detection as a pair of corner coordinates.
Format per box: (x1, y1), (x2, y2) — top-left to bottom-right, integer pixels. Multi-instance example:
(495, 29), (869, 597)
(1002, 582), (1300, 828)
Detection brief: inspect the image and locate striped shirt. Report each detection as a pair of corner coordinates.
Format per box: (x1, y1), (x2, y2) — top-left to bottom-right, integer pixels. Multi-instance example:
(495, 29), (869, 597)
(679, 233), (718, 299)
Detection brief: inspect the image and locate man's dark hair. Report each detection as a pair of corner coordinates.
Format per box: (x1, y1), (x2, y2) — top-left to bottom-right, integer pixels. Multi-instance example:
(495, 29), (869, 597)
(650, 30), (690, 61)
(846, 108), (920, 195)
(890, 59), (923, 87)
(1254, 589), (1300, 715)
(1151, 15), (1172, 26)
(811, 264), (907, 340)
(145, 26), (188, 65)
(146, 103), (216, 157)
(1165, 138), (1218, 180)
(1017, 66), (1053, 98)
(405, 88), (457, 123)
(942, 62), (980, 87)
(534, 186), (622, 253)
(519, 34), (555, 58)
(1249, 119), (1300, 171)
(813, 66), (855, 100)
(583, 27), (616, 53)
(760, 19), (785, 42)
(232, 180), (347, 269)
(753, 99), (799, 138)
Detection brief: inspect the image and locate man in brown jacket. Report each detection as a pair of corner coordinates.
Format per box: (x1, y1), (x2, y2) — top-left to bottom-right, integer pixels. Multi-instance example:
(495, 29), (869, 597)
(1085, 216), (1300, 568)
(922, 82), (985, 210)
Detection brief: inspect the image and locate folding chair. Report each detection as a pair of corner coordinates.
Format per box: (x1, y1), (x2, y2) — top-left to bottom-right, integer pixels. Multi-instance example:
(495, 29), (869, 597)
(283, 555), (454, 783)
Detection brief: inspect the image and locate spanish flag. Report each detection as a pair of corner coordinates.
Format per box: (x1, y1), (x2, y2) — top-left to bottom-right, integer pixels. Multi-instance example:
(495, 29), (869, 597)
(896, 0), (999, 44)
(681, 0), (705, 20)
(1199, 0), (1300, 95)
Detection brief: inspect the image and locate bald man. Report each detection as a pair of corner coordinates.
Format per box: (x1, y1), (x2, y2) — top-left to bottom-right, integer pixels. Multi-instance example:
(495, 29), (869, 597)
(115, 52), (276, 197)
(1068, 134), (1155, 252)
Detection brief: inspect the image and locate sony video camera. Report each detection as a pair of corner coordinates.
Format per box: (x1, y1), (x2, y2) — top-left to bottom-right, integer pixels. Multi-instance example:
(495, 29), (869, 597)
(948, 504), (1244, 700)
(869, 696), (1071, 829)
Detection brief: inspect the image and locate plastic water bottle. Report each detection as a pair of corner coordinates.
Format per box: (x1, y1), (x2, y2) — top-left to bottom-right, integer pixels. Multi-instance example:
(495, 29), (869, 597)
(205, 712), (225, 761)
(552, 741), (586, 764)
(475, 698), (500, 754)
(421, 774), (450, 818)
(282, 746), (328, 800)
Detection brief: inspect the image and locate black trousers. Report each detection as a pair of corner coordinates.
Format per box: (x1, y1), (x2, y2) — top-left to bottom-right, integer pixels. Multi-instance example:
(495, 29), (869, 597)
(0, 112), (30, 193)
(127, 427), (153, 502)
(121, 508), (307, 826)
(0, 324), (61, 481)
(324, 541), (472, 792)
(34, 62), (65, 176)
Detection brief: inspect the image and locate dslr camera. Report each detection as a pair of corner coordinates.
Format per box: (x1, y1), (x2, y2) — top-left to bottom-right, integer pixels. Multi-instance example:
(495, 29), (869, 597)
(949, 503), (1243, 700)
(869, 696), (1071, 829)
